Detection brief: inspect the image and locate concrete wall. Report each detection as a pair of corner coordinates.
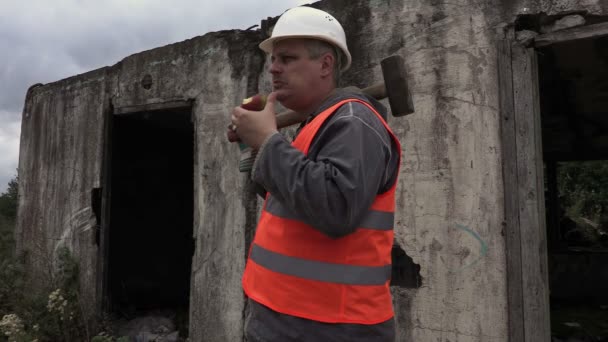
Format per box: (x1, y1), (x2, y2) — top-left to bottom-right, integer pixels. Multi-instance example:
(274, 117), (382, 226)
(17, 30), (265, 341)
(16, 68), (108, 321)
(313, 1), (507, 340)
(501, 0), (608, 17)
(16, 0), (608, 341)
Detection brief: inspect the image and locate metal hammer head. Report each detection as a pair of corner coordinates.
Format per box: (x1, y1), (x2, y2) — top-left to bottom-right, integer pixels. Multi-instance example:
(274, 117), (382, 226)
(381, 55), (414, 117)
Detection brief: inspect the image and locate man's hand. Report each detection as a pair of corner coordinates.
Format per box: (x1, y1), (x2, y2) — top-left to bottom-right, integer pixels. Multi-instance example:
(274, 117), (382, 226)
(231, 92), (279, 150)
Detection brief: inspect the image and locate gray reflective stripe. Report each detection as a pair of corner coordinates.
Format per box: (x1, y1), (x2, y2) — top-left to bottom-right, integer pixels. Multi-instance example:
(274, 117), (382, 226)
(250, 243), (391, 286)
(265, 197), (394, 231)
(358, 210), (394, 230)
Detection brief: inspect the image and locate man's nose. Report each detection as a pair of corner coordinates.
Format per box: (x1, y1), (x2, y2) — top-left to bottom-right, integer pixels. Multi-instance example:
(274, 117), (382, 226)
(269, 60), (282, 74)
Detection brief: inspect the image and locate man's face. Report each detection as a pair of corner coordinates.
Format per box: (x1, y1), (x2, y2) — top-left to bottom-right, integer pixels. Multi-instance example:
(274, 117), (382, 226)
(269, 39), (324, 111)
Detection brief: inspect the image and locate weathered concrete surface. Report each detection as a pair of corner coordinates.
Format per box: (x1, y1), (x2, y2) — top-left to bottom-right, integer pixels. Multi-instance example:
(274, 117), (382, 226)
(16, 67), (107, 323)
(17, 30), (265, 341)
(16, 0), (608, 341)
(108, 30), (265, 342)
(315, 1), (507, 340)
(187, 32), (265, 342)
(256, 0), (510, 340)
(500, 0), (608, 17)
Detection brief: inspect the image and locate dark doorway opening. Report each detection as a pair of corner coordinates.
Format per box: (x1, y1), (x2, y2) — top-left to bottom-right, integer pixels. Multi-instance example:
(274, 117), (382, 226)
(538, 35), (608, 339)
(107, 106), (194, 334)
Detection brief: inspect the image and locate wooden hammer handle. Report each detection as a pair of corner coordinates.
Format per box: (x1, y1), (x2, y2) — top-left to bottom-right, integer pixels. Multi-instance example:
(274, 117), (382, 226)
(275, 83), (386, 129)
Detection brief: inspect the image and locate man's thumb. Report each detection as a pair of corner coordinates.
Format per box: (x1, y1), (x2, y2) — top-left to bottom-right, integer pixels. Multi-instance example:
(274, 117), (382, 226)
(265, 92), (278, 111)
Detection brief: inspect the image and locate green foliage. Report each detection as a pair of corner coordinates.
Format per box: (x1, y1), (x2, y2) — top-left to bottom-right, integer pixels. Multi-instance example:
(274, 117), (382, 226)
(0, 200), (95, 342)
(0, 176), (18, 222)
(558, 161), (608, 221)
(0, 217), (15, 269)
(46, 247), (89, 342)
(56, 248), (79, 299)
(0, 175), (18, 263)
(0, 313), (38, 342)
(0, 247), (87, 342)
(557, 161), (608, 246)
(0, 176), (130, 342)
(0, 175), (20, 320)
(0, 254), (26, 318)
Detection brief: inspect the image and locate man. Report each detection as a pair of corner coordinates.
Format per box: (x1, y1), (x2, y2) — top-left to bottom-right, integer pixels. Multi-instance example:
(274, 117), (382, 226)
(231, 6), (402, 342)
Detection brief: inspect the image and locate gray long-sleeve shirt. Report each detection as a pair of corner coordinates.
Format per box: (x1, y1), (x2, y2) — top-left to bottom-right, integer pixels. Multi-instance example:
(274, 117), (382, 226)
(246, 89), (400, 341)
(252, 89), (400, 238)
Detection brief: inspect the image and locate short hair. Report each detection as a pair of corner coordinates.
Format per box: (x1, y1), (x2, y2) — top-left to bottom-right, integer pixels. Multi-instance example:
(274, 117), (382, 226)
(304, 39), (342, 87)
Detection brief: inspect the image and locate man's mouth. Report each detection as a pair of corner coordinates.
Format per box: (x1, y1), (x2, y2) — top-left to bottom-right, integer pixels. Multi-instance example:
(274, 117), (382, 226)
(272, 80), (284, 89)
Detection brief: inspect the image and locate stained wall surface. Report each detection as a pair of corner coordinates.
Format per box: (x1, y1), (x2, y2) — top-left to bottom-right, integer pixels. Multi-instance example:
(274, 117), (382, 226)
(17, 69), (108, 322)
(17, 30), (265, 341)
(312, 1), (508, 340)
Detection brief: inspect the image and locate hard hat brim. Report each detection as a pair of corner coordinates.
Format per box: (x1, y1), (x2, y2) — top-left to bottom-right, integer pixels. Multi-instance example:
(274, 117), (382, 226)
(259, 35), (352, 72)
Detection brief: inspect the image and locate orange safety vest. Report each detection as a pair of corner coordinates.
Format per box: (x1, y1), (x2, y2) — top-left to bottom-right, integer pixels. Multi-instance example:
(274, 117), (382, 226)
(242, 98), (402, 324)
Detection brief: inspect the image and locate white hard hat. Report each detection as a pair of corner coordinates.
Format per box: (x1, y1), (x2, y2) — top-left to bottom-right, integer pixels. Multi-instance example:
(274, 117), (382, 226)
(259, 6), (352, 72)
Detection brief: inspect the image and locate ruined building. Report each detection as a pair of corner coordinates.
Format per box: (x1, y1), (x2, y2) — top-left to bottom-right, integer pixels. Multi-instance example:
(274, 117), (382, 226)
(15, 0), (608, 340)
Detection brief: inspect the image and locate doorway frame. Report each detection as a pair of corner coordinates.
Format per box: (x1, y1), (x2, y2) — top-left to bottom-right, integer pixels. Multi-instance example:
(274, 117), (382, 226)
(499, 21), (608, 342)
(96, 99), (193, 315)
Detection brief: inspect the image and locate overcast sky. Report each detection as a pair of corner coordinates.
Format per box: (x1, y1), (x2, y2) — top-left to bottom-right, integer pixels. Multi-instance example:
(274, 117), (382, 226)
(0, 0), (311, 193)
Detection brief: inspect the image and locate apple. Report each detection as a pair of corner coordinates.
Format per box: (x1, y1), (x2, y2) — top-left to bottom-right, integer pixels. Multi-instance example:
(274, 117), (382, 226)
(227, 94), (267, 143)
(241, 94), (267, 111)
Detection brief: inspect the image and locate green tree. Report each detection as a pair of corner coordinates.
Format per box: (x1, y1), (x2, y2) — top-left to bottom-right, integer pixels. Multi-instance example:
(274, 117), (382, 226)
(0, 174), (18, 260)
(0, 175), (18, 221)
(1, 175), (20, 322)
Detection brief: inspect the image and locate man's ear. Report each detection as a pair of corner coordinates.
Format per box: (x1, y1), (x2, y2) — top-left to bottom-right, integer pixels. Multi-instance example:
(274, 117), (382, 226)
(319, 52), (335, 78)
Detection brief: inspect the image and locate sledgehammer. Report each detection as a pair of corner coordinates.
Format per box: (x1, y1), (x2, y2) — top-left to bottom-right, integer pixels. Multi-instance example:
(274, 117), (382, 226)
(229, 54), (414, 171)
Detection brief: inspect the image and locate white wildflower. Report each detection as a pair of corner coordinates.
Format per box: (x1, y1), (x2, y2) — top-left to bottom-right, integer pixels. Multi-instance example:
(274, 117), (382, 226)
(0, 314), (24, 338)
(47, 288), (69, 316)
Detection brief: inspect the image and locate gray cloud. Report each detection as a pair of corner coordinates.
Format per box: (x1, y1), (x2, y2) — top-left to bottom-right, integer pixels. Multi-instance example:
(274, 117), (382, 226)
(0, 112), (20, 193)
(0, 0), (310, 192)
